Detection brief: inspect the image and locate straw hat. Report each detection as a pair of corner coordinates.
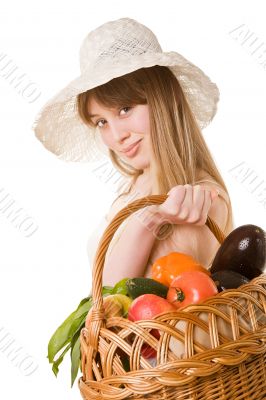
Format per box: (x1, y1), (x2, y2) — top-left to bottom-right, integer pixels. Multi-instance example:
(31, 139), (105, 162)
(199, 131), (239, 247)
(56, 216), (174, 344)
(32, 17), (220, 163)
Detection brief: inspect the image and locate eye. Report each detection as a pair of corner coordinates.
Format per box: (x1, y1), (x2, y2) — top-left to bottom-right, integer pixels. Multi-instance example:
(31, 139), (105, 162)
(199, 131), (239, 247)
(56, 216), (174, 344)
(94, 106), (132, 128)
(120, 106), (131, 115)
(95, 119), (106, 128)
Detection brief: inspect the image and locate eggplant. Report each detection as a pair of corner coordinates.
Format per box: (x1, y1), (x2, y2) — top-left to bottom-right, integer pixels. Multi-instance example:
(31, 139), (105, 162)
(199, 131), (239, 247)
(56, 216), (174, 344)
(210, 224), (266, 280)
(211, 270), (250, 292)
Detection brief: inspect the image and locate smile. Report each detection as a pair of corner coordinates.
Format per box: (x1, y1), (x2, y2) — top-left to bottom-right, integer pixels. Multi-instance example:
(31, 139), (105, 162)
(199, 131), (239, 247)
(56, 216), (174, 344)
(123, 139), (142, 157)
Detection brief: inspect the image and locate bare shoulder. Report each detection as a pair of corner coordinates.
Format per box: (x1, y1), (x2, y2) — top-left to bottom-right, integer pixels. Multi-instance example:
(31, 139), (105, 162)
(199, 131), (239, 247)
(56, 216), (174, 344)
(196, 171), (230, 206)
(196, 174), (231, 232)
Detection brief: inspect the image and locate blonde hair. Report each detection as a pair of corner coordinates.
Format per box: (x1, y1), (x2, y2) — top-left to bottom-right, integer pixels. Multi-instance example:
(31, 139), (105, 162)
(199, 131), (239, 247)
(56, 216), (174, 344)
(77, 66), (234, 236)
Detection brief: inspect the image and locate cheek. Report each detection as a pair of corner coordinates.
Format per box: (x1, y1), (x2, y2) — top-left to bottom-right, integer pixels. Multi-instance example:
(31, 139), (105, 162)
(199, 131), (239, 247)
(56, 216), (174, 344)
(133, 111), (150, 134)
(100, 133), (114, 149)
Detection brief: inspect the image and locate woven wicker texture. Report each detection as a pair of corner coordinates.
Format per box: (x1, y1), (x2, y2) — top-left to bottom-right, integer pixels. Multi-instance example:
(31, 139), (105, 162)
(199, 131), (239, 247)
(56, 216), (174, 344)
(79, 195), (266, 399)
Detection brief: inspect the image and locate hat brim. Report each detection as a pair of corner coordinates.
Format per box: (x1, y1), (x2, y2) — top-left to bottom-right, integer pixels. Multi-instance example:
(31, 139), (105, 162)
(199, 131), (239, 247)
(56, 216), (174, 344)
(32, 51), (219, 162)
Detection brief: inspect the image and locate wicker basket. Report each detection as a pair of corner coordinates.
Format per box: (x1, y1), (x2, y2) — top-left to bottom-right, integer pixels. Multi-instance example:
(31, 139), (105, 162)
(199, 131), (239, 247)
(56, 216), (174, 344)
(79, 195), (266, 400)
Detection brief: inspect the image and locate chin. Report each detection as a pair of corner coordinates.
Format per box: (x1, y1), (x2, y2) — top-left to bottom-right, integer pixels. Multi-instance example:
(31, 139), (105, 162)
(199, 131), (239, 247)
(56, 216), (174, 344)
(129, 160), (149, 170)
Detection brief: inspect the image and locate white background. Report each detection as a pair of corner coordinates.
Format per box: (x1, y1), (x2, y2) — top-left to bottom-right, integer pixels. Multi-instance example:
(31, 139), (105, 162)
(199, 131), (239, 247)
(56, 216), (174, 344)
(0, 1), (265, 398)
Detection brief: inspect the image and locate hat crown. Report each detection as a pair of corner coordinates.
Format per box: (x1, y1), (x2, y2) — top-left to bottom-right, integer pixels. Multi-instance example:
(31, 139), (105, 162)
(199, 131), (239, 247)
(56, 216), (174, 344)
(79, 18), (162, 73)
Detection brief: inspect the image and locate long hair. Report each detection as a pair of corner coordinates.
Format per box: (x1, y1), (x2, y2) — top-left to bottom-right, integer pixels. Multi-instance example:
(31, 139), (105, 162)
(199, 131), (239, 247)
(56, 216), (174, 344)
(77, 66), (234, 236)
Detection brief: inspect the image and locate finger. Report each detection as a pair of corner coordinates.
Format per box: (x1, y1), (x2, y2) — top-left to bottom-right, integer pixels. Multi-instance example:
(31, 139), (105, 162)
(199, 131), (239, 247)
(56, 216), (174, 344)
(179, 184), (193, 219)
(195, 189), (212, 225)
(160, 186), (186, 214)
(210, 188), (219, 201)
(192, 184), (205, 210)
(185, 185), (205, 222)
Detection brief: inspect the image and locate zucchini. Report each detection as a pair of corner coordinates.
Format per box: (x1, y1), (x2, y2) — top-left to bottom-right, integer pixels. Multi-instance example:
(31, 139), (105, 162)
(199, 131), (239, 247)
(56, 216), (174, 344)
(126, 277), (168, 299)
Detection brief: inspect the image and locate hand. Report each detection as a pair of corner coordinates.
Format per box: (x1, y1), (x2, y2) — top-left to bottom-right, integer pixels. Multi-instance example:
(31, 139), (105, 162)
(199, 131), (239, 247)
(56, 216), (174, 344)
(156, 184), (219, 226)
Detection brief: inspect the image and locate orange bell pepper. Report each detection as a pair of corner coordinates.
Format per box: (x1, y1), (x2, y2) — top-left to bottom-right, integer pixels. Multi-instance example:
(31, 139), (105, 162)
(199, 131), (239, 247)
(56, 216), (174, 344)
(151, 252), (210, 286)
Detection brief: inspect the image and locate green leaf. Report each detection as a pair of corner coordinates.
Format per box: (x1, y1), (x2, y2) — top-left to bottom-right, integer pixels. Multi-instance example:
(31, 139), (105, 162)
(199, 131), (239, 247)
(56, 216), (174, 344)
(112, 278), (129, 295)
(77, 296), (92, 307)
(51, 342), (72, 377)
(47, 285), (115, 383)
(70, 327), (83, 387)
(72, 298), (93, 320)
(71, 312), (88, 342)
(47, 297), (92, 363)
(48, 310), (77, 363)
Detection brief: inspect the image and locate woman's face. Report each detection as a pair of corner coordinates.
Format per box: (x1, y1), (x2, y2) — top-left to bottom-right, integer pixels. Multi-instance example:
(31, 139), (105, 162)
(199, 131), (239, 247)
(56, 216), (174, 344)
(87, 97), (151, 171)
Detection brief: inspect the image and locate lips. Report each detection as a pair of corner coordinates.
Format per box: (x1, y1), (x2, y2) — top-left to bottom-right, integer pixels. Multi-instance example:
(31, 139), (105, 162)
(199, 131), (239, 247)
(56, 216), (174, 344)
(122, 139), (142, 153)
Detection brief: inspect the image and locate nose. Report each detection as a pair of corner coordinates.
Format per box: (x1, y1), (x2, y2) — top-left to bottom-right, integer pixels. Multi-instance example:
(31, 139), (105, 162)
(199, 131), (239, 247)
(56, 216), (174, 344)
(109, 119), (130, 143)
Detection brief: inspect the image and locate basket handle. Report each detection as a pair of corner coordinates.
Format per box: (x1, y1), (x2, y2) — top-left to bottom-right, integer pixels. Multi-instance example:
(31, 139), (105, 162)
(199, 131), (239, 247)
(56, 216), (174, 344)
(87, 194), (226, 352)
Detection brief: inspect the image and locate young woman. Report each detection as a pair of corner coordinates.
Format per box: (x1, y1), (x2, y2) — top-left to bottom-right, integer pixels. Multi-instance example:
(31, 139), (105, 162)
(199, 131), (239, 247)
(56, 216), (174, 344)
(33, 17), (234, 287)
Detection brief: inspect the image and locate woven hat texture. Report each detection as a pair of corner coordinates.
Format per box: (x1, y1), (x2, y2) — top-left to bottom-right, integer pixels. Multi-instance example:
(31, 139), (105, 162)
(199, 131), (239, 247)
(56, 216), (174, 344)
(32, 17), (220, 163)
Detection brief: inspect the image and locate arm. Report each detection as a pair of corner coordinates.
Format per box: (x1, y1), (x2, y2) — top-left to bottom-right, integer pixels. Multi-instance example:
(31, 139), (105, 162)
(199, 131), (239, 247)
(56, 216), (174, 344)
(194, 189), (231, 266)
(102, 205), (164, 286)
(168, 189), (231, 268)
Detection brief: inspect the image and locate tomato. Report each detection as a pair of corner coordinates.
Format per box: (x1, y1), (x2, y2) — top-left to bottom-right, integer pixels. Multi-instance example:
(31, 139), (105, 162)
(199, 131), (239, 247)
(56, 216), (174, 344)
(167, 271), (218, 309)
(140, 329), (160, 359)
(128, 294), (176, 359)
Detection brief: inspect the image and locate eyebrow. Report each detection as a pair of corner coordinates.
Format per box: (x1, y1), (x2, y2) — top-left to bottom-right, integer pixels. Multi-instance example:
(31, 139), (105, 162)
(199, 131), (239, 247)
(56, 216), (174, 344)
(88, 107), (118, 119)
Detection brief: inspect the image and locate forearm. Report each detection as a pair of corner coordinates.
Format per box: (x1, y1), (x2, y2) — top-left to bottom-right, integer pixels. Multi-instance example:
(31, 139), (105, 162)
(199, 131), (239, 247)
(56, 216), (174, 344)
(102, 205), (164, 286)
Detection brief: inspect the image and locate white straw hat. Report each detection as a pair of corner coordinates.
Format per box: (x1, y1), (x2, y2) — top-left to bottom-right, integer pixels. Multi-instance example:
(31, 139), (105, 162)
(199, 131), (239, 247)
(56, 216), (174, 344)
(32, 17), (220, 163)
